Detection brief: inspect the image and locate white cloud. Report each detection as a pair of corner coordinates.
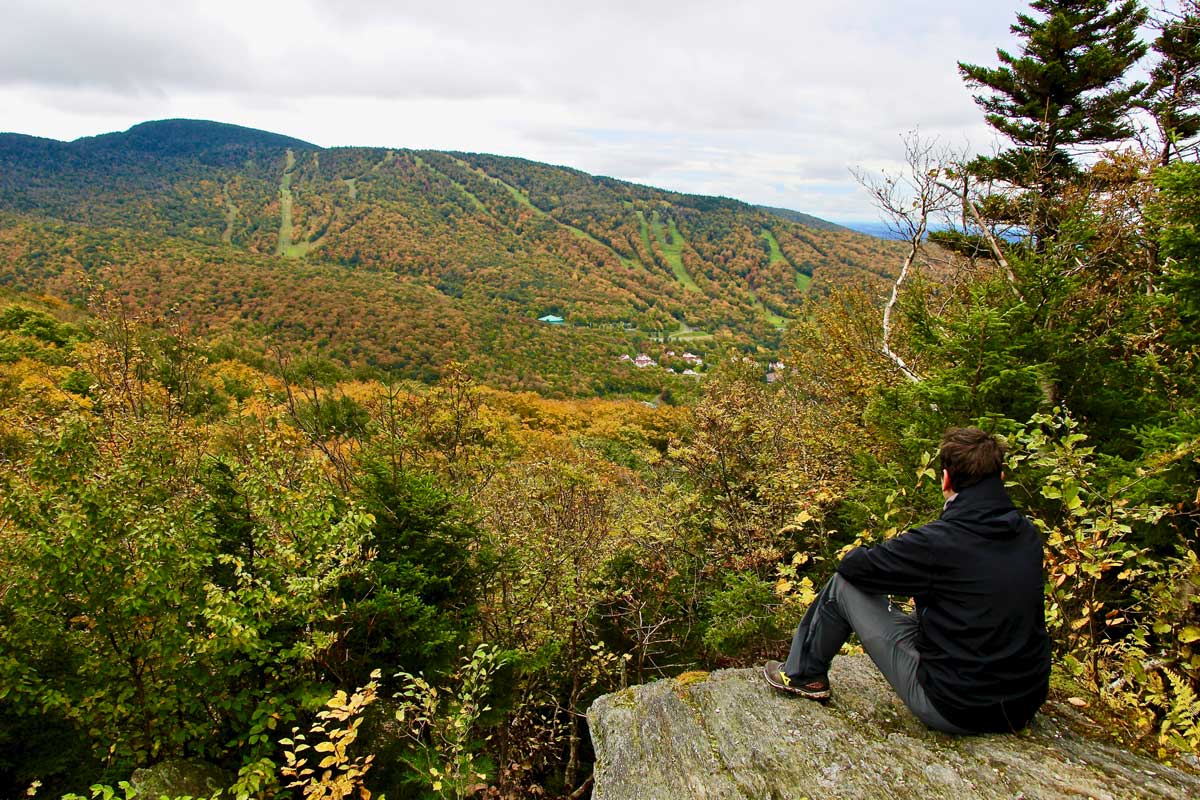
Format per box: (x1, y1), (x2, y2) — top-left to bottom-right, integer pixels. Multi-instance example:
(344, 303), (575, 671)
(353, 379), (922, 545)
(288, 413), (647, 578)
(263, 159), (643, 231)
(2, 0), (1043, 219)
(0, 0), (247, 93)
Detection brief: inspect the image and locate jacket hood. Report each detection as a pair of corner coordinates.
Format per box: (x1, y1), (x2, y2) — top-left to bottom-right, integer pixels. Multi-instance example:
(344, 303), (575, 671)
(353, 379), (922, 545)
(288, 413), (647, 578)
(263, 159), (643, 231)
(939, 474), (1026, 539)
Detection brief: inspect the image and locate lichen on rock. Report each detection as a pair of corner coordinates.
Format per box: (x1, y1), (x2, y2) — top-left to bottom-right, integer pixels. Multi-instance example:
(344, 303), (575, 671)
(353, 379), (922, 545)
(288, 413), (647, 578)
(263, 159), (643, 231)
(587, 654), (1200, 800)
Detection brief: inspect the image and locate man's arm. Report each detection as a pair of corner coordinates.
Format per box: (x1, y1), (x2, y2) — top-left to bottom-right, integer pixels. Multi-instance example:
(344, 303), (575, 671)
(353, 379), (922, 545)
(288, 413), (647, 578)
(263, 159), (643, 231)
(836, 526), (934, 596)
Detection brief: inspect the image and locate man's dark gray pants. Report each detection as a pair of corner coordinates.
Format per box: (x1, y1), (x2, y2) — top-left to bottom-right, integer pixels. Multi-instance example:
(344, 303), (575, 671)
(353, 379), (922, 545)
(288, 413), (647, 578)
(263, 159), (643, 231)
(783, 573), (970, 734)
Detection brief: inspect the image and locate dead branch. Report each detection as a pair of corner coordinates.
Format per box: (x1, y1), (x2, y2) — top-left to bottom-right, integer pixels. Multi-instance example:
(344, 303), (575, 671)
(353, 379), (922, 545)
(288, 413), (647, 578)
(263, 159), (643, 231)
(935, 179), (1025, 301)
(882, 225), (924, 383)
(568, 774), (594, 800)
(854, 132), (960, 383)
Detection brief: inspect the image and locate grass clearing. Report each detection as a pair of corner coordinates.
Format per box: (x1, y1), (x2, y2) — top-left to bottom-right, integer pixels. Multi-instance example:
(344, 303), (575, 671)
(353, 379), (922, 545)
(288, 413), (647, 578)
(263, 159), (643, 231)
(763, 227), (812, 295)
(761, 228), (787, 265)
(221, 183), (238, 245)
(650, 212), (699, 292)
(661, 320), (713, 342)
(752, 297), (787, 328)
(276, 150), (334, 258)
(276, 149), (296, 257)
(637, 210), (654, 257)
(669, 330), (713, 341)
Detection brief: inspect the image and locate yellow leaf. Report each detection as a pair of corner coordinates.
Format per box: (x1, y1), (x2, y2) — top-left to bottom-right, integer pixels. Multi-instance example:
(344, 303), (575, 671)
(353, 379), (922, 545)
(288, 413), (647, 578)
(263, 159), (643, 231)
(1180, 625), (1200, 644)
(315, 741), (336, 752)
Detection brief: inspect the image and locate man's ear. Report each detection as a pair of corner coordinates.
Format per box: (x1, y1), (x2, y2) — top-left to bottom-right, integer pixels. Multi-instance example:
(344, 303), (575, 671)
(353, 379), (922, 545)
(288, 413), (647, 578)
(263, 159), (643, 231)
(941, 470), (954, 494)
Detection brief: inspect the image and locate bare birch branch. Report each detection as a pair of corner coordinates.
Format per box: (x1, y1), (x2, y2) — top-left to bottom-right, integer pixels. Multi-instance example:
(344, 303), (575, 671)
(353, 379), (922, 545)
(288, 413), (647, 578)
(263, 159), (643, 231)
(882, 223), (924, 383)
(853, 132), (959, 384)
(935, 179), (1025, 301)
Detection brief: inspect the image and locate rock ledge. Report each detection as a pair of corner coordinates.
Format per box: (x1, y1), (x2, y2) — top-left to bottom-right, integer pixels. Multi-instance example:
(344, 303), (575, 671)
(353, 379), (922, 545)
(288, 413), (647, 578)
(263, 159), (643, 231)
(587, 654), (1200, 800)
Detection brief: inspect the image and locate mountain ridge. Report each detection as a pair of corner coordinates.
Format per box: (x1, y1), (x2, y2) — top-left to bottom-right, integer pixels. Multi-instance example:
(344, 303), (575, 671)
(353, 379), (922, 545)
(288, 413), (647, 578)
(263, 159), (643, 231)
(0, 118), (904, 397)
(1, 118), (850, 238)
(1, 118), (318, 152)
(756, 203), (849, 233)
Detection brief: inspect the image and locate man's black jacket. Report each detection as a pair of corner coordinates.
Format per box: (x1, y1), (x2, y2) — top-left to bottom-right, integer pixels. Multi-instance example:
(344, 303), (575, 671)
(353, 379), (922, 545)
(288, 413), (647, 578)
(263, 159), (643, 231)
(836, 474), (1051, 732)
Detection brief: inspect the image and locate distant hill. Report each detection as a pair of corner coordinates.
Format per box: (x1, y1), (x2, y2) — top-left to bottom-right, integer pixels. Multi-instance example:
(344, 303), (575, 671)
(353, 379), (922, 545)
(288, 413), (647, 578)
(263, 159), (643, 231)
(73, 118), (318, 157)
(756, 205), (849, 233)
(837, 220), (904, 240)
(0, 119), (904, 397)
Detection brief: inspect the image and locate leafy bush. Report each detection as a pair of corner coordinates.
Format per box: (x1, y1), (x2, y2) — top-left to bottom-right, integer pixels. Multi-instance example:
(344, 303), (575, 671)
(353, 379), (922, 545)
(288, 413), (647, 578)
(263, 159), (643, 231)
(702, 572), (796, 660)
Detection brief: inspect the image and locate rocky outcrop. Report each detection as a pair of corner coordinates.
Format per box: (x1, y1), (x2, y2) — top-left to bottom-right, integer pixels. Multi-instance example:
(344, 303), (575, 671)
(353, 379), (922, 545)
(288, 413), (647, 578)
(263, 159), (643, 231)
(128, 759), (230, 799)
(587, 654), (1200, 800)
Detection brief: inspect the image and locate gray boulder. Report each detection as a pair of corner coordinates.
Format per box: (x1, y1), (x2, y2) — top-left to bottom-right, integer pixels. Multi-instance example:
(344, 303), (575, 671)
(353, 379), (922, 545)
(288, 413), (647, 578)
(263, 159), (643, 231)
(128, 759), (230, 800)
(588, 654), (1200, 800)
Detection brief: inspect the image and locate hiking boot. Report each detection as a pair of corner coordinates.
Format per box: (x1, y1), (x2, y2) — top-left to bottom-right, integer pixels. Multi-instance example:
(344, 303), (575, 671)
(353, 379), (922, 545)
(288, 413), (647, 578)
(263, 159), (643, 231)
(763, 660), (830, 700)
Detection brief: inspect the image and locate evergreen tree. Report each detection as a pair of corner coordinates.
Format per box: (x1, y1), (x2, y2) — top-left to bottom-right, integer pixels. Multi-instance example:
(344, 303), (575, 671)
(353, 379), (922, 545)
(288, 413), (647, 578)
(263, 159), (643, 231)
(1151, 161), (1200, 351)
(958, 0), (1148, 238)
(1144, 1), (1200, 164)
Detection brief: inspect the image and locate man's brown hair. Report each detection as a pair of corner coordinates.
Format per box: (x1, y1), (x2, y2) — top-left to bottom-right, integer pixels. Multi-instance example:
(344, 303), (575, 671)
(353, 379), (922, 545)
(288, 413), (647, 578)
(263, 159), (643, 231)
(939, 427), (1005, 491)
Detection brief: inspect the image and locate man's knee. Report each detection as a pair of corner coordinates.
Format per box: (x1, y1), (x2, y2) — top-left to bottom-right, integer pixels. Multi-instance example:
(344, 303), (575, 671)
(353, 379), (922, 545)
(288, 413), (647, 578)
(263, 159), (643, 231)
(826, 572), (883, 610)
(825, 571), (853, 600)
(826, 574), (906, 642)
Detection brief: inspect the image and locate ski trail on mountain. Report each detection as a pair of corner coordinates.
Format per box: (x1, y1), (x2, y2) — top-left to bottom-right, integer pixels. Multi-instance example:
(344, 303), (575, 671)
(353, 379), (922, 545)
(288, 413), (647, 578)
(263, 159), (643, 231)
(648, 211), (699, 292)
(221, 183), (238, 245)
(414, 154), (486, 212)
(449, 156), (650, 274)
(344, 150), (395, 202)
(752, 228), (792, 327)
(276, 149), (296, 256)
(760, 226), (812, 292)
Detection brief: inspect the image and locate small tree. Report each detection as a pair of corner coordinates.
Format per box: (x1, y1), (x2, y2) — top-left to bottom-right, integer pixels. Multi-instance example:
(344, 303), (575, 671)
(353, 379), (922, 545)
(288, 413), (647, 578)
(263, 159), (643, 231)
(281, 673), (382, 800)
(393, 645), (506, 800)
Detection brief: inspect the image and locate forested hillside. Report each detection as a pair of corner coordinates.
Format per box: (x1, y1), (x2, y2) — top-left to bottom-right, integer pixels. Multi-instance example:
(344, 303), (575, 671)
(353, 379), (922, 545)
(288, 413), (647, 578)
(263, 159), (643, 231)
(1, 1), (1199, 799)
(0, 120), (902, 396)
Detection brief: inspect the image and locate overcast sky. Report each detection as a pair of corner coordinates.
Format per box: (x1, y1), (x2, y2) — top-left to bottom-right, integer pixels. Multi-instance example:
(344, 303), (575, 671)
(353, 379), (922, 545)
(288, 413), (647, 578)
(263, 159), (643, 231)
(4, 0), (1049, 221)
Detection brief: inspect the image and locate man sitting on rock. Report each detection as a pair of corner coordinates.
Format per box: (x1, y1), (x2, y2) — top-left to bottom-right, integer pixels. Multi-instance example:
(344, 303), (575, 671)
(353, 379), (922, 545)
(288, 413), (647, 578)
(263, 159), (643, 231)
(764, 427), (1050, 734)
